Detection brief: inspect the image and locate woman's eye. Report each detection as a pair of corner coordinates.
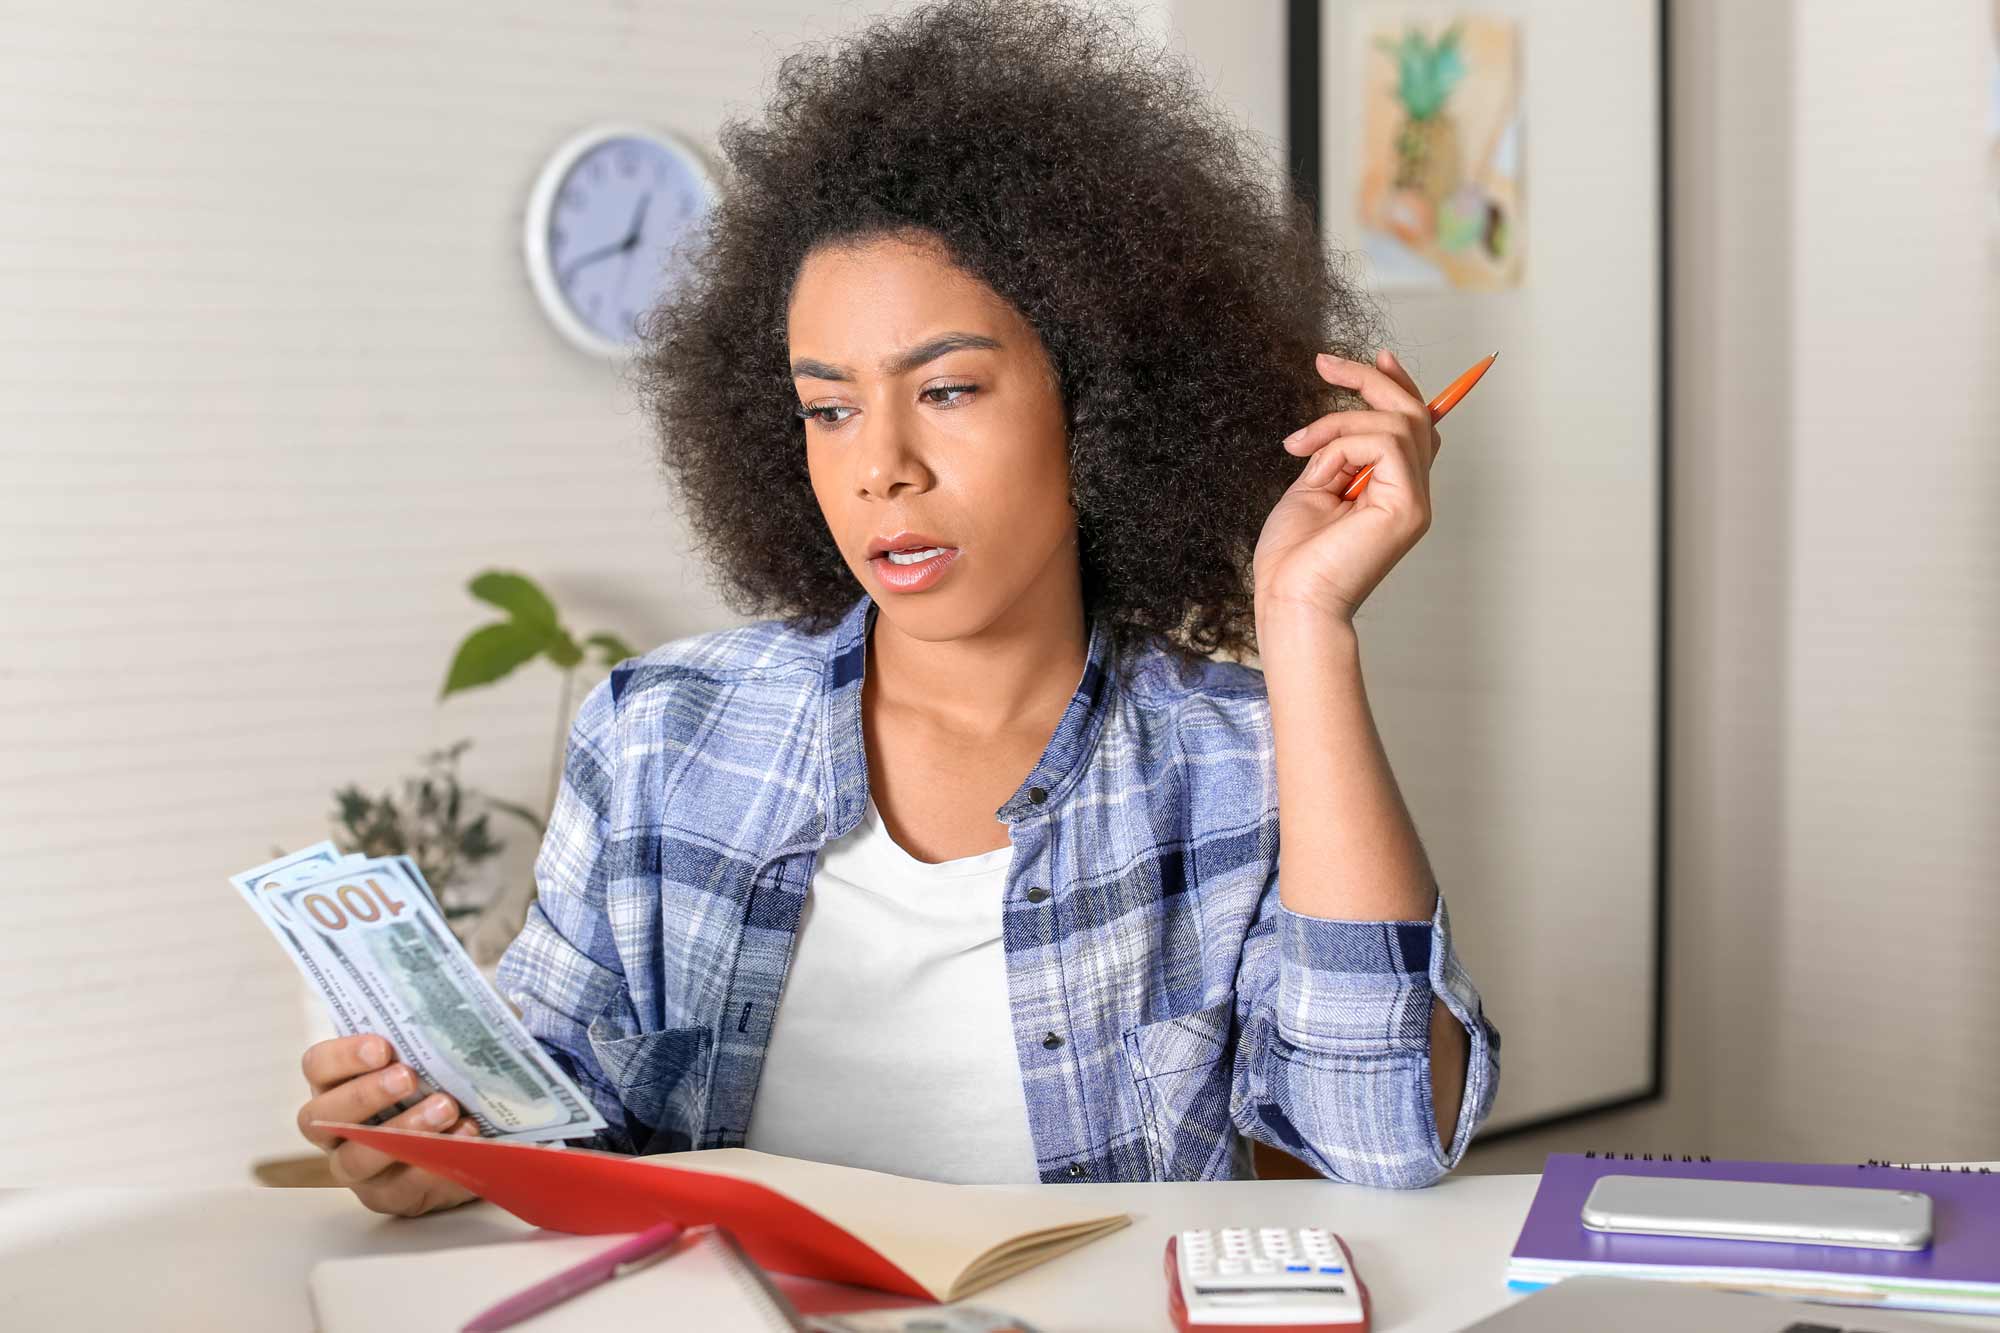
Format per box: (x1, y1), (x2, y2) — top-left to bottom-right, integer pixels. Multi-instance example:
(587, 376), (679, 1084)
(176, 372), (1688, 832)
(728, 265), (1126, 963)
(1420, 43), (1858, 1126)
(795, 385), (972, 427)
(795, 403), (856, 426)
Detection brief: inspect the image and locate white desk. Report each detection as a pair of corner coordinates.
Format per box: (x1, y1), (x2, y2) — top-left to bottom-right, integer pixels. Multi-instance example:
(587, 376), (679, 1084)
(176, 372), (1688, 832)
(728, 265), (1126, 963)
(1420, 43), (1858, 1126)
(0, 1176), (1985, 1331)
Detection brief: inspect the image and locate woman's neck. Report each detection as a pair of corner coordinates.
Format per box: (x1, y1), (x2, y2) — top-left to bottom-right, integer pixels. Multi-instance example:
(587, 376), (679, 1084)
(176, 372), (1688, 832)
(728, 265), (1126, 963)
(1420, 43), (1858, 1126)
(864, 557), (1089, 737)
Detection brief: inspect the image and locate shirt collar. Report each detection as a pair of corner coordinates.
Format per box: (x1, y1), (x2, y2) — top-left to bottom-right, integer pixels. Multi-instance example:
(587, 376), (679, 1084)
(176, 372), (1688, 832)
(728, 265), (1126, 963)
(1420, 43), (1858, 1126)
(819, 592), (1115, 840)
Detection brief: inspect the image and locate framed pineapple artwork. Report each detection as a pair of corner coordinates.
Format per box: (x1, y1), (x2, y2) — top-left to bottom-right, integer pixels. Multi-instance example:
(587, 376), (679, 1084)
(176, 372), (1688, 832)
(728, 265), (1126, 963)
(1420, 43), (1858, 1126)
(1287, 0), (1667, 1142)
(1355, 15), (1522, 291)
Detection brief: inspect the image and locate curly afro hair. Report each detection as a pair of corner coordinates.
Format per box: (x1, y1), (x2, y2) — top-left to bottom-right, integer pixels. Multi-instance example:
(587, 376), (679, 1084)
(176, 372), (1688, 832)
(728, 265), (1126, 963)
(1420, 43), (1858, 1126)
(633, 0), (1380, 662)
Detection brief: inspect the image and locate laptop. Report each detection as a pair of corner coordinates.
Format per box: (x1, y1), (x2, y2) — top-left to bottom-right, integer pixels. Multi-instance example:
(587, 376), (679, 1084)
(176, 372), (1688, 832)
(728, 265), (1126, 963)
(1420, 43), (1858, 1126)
(1456, 1277), (1958, 1331)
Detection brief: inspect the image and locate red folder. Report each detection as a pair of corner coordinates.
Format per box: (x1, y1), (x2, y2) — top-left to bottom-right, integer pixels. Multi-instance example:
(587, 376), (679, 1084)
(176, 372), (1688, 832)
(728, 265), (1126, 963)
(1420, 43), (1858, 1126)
(322, 1123), (928, 1298)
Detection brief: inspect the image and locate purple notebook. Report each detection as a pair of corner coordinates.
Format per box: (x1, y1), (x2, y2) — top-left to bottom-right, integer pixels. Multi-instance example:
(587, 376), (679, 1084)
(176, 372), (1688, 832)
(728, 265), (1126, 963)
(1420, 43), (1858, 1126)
(1510, 1154), (2000, 1293)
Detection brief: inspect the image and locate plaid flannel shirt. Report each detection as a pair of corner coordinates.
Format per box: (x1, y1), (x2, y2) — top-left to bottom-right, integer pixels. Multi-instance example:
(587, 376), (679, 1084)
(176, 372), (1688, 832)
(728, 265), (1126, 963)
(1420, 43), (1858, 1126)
(497, 592), (1499, 1185)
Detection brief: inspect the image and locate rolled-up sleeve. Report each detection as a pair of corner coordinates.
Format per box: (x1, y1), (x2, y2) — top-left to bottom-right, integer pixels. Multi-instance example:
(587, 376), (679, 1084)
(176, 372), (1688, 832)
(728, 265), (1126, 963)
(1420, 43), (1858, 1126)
(494, 677), (643, 1153)
(1230, 882), (1500, 1188)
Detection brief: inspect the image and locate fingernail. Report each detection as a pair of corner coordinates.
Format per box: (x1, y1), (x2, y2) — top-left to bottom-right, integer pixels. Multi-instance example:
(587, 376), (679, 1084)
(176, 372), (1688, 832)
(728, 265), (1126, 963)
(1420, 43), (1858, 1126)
(423, 1095), (454, 1125)
(384, 1066), (414, 1096)
(1282, 428), (1306, 448)
(361, 1039), (387, 1069)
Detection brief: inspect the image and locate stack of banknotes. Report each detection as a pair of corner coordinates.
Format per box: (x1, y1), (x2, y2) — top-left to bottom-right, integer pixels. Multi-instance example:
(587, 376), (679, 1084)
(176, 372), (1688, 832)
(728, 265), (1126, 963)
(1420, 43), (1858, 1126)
(229, 841), (606, 1143)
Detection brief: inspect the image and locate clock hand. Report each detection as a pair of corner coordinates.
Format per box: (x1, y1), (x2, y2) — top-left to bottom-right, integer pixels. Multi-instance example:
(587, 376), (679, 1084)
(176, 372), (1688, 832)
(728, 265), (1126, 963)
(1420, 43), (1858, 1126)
(559, 236), (631, 286)
(623, 192), (652, 245)
(557, 193), (654, 289)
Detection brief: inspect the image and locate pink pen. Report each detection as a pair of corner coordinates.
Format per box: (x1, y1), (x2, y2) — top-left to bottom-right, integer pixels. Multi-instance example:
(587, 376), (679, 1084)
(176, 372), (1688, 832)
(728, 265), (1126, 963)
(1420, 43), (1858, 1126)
(460, 1220), (687, 1332)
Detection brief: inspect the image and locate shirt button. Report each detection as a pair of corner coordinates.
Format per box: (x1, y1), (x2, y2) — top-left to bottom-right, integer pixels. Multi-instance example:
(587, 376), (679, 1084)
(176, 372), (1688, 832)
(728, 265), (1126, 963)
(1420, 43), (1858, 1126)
(1067, 1163), (1086, 1178)
(1027, 786), (1048, 804)
(1043, 1032), (1064, 1050)
(1025, 886), (1050, 902)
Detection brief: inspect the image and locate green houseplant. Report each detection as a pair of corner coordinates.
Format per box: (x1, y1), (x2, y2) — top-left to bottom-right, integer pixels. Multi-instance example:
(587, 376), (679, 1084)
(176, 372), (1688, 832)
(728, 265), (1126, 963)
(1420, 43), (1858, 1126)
(328, 739), (541, 929)
(440, 570), (638, 819)
(325, 571), (638, 961)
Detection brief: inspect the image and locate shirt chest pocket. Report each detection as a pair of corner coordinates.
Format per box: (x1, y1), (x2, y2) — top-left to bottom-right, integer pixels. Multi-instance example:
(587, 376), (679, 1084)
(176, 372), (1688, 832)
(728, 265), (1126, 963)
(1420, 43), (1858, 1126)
(1121, 995), (1239, 1181)
(587, 1018), (712, 1154)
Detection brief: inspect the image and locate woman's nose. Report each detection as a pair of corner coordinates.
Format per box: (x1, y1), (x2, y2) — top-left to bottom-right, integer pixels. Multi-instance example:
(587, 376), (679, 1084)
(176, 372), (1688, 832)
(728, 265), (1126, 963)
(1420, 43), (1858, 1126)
(854, 404), (928, 499)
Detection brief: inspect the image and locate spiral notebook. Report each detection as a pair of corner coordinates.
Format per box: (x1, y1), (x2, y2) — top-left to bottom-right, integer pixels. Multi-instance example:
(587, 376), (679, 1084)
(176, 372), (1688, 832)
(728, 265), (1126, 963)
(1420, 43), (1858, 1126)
(1509, 1151), (2000, 1316)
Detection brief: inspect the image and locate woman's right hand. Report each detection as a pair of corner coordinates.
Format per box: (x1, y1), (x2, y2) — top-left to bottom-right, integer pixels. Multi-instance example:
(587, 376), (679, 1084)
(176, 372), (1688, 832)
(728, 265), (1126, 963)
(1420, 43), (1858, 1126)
(297, 1034), (481, 1217)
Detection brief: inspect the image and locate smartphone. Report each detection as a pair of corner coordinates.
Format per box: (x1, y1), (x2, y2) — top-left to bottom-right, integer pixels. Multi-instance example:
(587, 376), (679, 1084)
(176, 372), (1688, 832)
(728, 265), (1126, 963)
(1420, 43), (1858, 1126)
(1579, 1175), (1933, 1250)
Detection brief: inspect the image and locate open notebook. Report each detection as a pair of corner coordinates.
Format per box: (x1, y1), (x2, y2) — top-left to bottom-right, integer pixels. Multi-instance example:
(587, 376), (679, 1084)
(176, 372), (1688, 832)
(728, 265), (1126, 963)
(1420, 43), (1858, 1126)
(313, 1226), (806, 1333)
(323, 1123), (1130, 1302)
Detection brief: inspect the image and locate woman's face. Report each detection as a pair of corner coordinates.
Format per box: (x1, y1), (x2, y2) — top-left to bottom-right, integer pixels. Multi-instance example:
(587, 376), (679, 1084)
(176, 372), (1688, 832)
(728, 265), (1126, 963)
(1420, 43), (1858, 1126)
(788, 231), (1078, 642)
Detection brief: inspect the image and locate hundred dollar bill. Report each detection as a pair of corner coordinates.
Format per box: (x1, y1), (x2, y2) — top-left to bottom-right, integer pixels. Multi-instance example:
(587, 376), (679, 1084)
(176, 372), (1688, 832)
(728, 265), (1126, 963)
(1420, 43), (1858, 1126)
(255, 855), (604, 1143)
(231, 844), (439, 1127)
(230, 842), (377, 1042)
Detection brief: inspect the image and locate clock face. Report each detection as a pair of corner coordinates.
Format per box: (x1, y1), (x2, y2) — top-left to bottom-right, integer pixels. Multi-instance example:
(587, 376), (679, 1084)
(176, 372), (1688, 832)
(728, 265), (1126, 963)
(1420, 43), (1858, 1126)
(534, 131), (713, 354)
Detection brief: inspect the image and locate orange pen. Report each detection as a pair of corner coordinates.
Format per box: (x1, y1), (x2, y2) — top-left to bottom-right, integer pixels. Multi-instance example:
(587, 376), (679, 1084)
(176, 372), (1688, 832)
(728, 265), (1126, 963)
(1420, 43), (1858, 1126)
(1341, 351), (1498, 501)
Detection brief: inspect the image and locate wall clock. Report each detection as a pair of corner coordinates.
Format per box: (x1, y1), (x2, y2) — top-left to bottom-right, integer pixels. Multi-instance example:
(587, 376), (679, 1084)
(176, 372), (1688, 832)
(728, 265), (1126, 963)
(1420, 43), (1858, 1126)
(523, 124), (719, 359)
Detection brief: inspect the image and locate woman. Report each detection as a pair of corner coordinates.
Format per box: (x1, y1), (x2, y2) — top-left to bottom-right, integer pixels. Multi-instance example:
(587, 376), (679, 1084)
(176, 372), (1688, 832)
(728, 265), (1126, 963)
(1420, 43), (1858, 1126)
(296, 0), (1498, 1215)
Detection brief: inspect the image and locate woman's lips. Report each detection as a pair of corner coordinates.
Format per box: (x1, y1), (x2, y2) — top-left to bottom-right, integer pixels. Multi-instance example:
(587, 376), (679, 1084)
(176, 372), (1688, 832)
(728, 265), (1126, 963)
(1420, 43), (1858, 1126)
(868, 545), (961, 592)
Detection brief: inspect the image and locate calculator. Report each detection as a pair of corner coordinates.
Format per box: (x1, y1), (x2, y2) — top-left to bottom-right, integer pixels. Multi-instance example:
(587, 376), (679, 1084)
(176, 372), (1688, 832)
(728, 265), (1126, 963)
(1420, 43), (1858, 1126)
(1164, 1227), (1370, 1332)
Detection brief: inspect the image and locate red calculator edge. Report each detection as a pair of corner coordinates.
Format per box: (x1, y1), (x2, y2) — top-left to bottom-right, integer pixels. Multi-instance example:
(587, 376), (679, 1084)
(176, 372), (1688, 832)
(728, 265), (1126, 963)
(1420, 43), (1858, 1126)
(1163, 1233), (1371, 1333)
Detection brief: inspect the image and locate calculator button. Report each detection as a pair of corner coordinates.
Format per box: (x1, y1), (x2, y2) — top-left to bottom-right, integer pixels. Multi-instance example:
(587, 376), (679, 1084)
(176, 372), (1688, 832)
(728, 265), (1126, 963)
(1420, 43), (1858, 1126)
(1250, 1259), (1276, 1273)
(1218, 1258), (1245, 1275)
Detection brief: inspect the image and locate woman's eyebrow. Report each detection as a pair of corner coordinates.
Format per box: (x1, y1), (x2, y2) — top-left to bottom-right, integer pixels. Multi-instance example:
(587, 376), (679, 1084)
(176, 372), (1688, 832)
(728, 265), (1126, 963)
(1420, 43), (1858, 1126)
(790, 331), (1003, 382)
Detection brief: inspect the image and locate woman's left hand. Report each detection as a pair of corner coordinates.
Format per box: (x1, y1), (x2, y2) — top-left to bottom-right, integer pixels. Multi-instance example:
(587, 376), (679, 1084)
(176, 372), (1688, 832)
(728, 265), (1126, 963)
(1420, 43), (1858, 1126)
(1253, 348), (1441, 625)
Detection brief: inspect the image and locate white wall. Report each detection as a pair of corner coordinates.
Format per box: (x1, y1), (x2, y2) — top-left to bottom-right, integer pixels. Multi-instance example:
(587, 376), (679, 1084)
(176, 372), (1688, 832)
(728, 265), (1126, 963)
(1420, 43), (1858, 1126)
(0, 0), (873, 1186)
(1769, 0), (1998, 1159)
(1469, 0), (2000, 1171)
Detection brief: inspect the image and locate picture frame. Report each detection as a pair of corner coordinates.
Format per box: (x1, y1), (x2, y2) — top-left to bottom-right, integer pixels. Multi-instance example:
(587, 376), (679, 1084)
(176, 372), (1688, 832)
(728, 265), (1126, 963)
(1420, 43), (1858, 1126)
(1287, 0), (1670, 1141)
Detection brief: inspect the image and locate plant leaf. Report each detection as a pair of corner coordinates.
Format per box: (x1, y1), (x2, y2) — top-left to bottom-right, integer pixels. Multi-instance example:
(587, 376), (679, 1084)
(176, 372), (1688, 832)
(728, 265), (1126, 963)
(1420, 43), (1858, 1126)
(585, 632), (640, 667)
(441, 621), (546, 698)
(545, 628), (584, 669)
(333, 785), (372, 829)
(458, 811), (501, 861)
(468, 571), (560, 630)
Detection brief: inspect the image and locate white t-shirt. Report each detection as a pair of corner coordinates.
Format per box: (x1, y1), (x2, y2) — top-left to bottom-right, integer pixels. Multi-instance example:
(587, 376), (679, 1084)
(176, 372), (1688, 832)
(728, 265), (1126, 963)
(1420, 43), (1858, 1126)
(742, 796), (1042, 1184)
